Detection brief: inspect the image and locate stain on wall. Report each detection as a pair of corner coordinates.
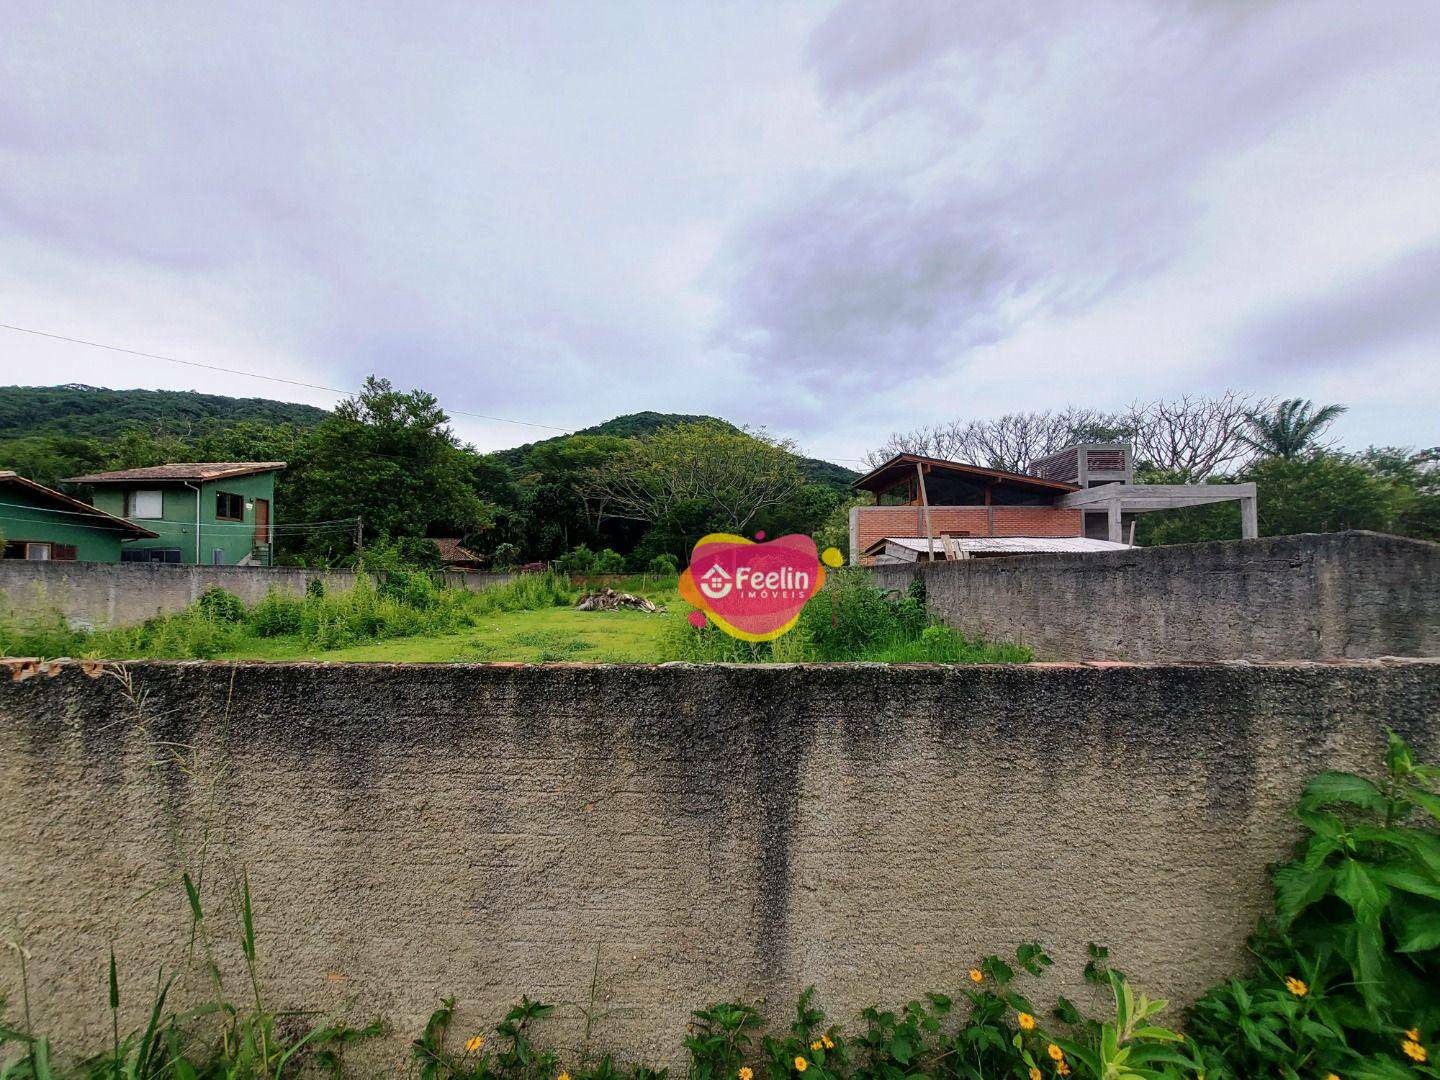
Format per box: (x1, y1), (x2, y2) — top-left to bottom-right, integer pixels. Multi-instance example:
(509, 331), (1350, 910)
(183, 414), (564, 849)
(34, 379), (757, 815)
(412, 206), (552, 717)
(1, 659), (1438, 1067)
(869, 531), (1440, 661)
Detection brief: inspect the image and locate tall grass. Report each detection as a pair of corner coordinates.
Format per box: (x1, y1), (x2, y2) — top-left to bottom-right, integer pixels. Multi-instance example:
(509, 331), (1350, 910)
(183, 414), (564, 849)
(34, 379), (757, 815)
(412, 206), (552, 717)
(659, 568), (1030, 664)
(0, 572), (579, 661)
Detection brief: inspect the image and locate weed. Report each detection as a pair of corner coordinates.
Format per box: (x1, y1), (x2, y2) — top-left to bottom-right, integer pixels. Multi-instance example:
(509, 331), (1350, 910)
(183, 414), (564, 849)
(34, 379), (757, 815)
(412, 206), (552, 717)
(660, 569), (1029, 664)
(0, 572), (580, 661)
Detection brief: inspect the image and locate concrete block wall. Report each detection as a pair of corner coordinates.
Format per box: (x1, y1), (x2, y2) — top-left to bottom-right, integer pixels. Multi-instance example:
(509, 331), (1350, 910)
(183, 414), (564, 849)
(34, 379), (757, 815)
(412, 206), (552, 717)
(869, 531), (1440, 661)
(0, 561), (519, 628)
(2, 658), (1437, 1067)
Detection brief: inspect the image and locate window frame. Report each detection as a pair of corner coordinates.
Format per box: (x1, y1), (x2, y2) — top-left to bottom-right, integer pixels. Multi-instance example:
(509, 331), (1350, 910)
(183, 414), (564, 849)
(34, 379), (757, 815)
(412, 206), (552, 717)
(215, 491), (245, 521)
(126, 489), (164, 519)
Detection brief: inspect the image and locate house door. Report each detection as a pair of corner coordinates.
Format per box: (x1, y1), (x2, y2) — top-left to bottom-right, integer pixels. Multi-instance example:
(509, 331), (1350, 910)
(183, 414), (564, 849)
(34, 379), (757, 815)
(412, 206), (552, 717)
(253, 498), (270, 546)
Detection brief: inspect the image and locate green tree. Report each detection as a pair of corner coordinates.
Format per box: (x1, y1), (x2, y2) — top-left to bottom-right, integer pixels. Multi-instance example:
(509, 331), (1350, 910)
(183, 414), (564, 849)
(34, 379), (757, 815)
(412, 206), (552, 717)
(514, 434), (632, 558)
(0, 435), (111, 489)
(1240, 398), (1348, 460)
(580, 422), (806, 558)
(290, 377), (495, 563)
(1248, 451), (1402, 536)
(1359, 446), (1440, 541)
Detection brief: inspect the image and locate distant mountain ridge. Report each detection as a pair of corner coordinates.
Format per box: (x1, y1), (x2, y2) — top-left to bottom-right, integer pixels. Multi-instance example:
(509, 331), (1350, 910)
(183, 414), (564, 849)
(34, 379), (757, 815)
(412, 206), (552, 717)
(0, 388), (858, 488)
(494, 410), (857, 488)
(0, 384), (329, 439)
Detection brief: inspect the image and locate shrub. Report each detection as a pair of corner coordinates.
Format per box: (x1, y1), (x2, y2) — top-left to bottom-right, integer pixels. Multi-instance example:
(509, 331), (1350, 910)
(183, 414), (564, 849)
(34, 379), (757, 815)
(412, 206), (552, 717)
(646, 553), (679, 575)
(592, 548), (626, 574)
(0, 570), (580, 660)
(661, 568), (1028, 664)
(553, 545), (598, 575)
(1185, 730), (1440, 1078)
(196, 586), (245, 623)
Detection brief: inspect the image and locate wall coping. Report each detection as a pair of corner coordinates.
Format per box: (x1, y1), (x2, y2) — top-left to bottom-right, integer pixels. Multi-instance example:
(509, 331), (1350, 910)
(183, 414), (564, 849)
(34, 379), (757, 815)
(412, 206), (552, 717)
(6, 655), (1439, 682)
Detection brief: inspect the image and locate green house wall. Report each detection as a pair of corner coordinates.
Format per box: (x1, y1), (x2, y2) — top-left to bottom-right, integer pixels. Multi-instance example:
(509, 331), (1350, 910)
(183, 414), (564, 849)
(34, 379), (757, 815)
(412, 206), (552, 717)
(88, 470), (279, 565)
(0, 493), (128, 562)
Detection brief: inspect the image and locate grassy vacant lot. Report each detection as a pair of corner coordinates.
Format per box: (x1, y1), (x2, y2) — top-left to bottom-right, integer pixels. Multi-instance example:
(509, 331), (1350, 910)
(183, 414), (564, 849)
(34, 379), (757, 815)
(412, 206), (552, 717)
(0, 570), (1028, 664)
(220, 605), (675, 663)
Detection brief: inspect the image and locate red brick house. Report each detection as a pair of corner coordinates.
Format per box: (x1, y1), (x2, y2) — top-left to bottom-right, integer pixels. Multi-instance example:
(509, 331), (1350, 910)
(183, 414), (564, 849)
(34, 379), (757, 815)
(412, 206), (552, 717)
(850, 445), (1258, 564)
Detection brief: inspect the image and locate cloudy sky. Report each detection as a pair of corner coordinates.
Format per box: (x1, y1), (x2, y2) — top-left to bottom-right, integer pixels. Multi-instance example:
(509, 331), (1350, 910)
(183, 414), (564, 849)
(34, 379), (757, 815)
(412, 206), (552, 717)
(2, 1), (1438, 465)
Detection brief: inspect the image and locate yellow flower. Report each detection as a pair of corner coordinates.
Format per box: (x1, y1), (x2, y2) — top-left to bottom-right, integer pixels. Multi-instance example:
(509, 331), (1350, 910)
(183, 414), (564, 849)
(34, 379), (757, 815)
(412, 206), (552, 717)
(1056, 1063), (1070, 1078)
(739, 1069), (753, 1080)
(1285, 976), (1308, 997)
(558, 1073), (572, 1080)
(1047, 1043), (1065, 1062)
(1029, 1069), (1042, 1080)
(822, 1035), (835, 1050)
(465, 1035), (485, 1053)
(1402, 1039), (1428, 1063)
(1017, 1012), (1036, 1031)
(810, 1041), (823, 1051)
(1405, 1028), (1420, 1041)
(1324, 1074), (1340, 1080)
(794, 1057), (808, 1073)
(969, 969), (983, 983)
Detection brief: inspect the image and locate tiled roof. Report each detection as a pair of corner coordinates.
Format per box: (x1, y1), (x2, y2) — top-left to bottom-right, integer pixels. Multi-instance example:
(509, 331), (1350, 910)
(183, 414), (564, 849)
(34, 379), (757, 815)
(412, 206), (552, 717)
(0, 471), (159, 538)
(64, 462), (287, 483)
(433, 537), (482, 563)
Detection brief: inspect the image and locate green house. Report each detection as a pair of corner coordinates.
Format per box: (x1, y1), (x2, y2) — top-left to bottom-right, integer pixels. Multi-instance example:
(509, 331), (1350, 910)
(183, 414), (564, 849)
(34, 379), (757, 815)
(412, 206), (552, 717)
(65, 462), (285, 565)
(0, 471), (157, 562)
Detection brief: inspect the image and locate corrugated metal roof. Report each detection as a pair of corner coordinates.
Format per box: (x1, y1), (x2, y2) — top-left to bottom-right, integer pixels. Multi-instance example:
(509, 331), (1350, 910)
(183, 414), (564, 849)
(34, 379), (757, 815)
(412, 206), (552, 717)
(65, 462), (287, 483)
(867, 535), (1131, 555)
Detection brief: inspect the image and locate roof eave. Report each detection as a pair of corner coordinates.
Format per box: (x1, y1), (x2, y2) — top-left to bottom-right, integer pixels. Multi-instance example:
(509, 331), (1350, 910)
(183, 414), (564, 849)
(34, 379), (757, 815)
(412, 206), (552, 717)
(63, 462), (287, 484)
(850, 453), (1080, 494)
(1, 474), (160, 539)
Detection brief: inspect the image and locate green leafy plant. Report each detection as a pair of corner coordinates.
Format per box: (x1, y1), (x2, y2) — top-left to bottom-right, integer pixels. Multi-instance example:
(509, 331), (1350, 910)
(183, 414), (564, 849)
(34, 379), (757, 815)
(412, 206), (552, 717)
(685, 1000), (762, 1080)
(1188, 730), (1440, 1078)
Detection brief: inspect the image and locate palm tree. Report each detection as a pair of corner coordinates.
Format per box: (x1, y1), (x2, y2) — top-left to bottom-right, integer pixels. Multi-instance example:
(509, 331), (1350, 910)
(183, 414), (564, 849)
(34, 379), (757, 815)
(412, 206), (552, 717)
(1240, 398), (1348, 460)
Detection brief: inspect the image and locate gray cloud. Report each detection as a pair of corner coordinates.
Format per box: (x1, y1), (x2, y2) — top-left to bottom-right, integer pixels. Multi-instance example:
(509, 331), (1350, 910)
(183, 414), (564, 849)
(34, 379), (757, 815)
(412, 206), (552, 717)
(708, 0), (1415, 402)
(1235, 243), (1440, 375)
(1, 1), (1438, 457)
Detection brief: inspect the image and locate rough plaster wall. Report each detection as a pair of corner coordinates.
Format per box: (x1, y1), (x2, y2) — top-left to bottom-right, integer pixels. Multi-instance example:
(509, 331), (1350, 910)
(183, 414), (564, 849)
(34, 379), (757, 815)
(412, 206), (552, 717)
(870, 531), (1440, 661)
(2, 659), (1438, 1069)
(0, 563), (519, 628)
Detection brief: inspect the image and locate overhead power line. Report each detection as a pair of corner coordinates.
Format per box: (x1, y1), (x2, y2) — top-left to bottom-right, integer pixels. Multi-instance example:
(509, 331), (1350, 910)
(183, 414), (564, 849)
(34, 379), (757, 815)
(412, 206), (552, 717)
(0, 322), (570, 432)
(0, 499), (358, 530)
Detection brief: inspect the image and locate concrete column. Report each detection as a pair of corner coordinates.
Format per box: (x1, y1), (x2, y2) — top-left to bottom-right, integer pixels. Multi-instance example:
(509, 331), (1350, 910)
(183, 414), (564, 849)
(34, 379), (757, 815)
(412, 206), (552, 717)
(848, 505), (861, 565)
(1107, 496), (1123, 544)
(1240, 495), (1259, 540)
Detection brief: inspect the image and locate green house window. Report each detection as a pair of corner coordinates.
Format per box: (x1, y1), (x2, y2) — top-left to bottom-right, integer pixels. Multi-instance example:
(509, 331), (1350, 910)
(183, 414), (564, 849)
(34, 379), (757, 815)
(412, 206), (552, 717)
(125, 490), (163, 519)
(216, 492), (244, 520)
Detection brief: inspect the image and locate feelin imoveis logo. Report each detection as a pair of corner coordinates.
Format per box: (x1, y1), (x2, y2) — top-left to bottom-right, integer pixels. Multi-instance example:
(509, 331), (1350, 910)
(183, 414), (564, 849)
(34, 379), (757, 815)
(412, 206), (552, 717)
(680, 532), (843, 642)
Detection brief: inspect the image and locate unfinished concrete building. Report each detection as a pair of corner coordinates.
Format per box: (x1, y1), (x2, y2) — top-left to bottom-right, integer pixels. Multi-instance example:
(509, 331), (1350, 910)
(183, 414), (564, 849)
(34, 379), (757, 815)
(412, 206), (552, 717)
(850, 445), (1257, 565)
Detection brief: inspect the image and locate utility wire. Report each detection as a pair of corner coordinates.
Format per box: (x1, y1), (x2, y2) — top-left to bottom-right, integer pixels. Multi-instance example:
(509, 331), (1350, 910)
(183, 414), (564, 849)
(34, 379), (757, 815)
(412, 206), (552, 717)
(0, 322), (570, 432)
(0, 321), (870, 466)
(0, 512), (356, 534)
(0, 500), (357, 529)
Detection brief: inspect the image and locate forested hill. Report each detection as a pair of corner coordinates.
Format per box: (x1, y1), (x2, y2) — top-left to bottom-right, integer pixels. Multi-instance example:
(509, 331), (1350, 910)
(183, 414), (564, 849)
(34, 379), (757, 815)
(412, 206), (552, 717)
(0, 388), (857, 491)
(0, 384), (330, 439)
(495, 410), (857, 489)
(492, 410), (726, 466)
